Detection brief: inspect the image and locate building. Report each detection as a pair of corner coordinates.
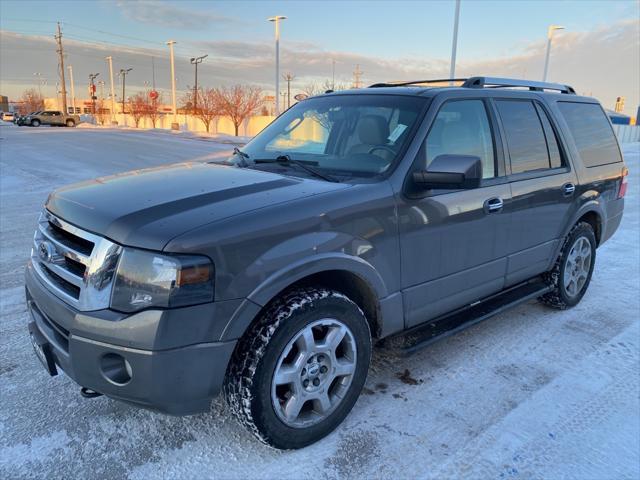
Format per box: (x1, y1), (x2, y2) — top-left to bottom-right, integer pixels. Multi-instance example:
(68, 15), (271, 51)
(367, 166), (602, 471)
(0, 95), (9, 112)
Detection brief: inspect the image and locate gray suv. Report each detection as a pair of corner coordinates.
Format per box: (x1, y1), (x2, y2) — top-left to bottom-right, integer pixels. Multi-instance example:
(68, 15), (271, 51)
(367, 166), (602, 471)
(26, 77), (627, 449)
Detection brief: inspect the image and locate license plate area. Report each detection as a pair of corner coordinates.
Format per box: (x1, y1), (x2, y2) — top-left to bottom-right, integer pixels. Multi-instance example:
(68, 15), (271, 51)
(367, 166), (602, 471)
(28, 322), (58, 376)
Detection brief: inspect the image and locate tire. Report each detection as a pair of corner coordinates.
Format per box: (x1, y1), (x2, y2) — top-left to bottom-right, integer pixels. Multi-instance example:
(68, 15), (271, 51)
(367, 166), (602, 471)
(539, 221), (597, 309)
(66, 119), (75, 127)
(224, 287), (371, 449)
(31, 119), (40, 127)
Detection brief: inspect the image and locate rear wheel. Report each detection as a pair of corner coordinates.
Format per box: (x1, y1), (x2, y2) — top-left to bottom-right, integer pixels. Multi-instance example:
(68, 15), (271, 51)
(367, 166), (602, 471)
(31, 119), (40, 127)
(539, 222), (596, 309)
(224, 288), (371, 449)
(66, 119), (75, 127)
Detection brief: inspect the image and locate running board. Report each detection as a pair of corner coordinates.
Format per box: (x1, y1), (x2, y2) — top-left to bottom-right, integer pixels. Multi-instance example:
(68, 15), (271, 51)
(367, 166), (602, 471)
(382, 278), (553, 356)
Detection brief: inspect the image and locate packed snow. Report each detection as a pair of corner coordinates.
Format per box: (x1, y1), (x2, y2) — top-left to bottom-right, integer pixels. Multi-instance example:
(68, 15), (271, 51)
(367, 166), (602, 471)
(0, 125), (638, 479)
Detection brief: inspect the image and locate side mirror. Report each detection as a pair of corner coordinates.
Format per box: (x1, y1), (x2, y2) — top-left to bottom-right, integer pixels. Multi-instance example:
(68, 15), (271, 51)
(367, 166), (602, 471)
(412, 154), (482, 190)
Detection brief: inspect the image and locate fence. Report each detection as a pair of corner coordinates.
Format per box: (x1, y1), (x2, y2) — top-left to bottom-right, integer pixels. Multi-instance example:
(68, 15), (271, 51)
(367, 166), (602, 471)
(95, 113), (275, 137)
(613, 124), (640, 144)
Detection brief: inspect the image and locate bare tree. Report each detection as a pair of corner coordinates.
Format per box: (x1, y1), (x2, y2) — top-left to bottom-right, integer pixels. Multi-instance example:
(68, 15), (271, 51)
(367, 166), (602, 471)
(193, 88), (221, 133)
(95, 98), (108, 125)
(129, 92), (147, 128)
(145, 92), (162, 128)
(302, 80), (349, 97)
(19, 88), (44, 114)
(216, 85), (263, 136)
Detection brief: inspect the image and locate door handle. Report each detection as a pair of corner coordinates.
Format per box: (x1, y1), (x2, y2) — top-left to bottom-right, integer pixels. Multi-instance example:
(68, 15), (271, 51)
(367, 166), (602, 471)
(484, 197), (503, 214)
(562, 183), (576, 196)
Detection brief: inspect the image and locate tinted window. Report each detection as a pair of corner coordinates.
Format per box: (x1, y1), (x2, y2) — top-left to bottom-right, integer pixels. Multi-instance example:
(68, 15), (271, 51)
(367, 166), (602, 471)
(496, 100), (550, 174)
(558, 102), (622, 167)
(425, 100), (496, 179)
(536, 104), (563, 169)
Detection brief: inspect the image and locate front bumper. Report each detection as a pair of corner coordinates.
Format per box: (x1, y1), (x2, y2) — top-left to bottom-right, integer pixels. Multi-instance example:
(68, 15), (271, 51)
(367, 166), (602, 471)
(25, 262), (237, 415)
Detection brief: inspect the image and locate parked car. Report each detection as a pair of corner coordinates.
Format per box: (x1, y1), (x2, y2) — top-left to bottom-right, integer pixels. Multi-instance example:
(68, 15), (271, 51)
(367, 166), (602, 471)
(1, 111), (15, 122)
(26, 77), (627, 449)
(25, 110), (80, 127)
(15, 111), (38, 126)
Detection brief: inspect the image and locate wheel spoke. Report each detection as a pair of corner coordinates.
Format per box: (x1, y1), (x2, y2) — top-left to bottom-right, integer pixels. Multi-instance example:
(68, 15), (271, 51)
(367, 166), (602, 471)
(274, 365), (299, 386)
(296, 327), (316, 354)
(313, 392), (332, 414)
(283, 393), (305, 421)
(321, 325), (347, 351)
(332, 358), (356, 379)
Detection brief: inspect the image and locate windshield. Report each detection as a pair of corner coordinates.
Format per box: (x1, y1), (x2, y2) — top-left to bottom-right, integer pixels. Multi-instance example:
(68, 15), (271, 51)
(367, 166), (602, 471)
(235, 94), (427, 178)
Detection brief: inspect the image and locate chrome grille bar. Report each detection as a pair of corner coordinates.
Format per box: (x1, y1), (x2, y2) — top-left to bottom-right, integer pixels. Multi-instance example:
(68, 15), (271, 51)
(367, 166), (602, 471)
(31, 210), (122, 311)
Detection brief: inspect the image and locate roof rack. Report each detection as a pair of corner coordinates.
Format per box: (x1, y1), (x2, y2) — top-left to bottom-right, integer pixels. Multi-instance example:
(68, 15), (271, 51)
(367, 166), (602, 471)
(368, 76), (576, 94)
(462, 76), (576, 94)
(369, 79), (467, 88)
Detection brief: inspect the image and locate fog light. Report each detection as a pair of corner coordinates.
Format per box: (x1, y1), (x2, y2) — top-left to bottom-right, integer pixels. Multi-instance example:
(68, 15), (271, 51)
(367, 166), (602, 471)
(100, 353), (132, 385)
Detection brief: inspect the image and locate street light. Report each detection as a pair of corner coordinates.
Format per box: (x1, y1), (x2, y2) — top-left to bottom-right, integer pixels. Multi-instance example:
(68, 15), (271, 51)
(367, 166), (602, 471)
(449, 0), (461, 85)
(89, 73), (100, 115)
(268, 15), (287, 116)
(543, 25), (565, 81)
(190, 54), (208, 114)
(119, 68), (132, 123)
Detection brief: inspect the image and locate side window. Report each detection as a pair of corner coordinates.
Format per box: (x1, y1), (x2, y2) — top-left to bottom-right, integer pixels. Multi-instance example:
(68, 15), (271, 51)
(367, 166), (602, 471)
(425, 100), (496, 179)
(558, 102), (622, 167)
(496, 100), (551, 174)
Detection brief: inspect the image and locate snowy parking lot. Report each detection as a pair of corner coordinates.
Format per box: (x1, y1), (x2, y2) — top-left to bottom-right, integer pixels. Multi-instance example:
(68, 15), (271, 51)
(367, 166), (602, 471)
(1, 125), (638, 479)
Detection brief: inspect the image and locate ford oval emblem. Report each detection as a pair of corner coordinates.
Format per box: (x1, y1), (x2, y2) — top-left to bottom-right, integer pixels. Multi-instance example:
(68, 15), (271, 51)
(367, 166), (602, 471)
(38, 241), (55, 263)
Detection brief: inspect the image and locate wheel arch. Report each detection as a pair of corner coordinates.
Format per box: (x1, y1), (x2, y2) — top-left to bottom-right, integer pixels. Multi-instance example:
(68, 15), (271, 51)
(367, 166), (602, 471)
(220, 254), (388, 342)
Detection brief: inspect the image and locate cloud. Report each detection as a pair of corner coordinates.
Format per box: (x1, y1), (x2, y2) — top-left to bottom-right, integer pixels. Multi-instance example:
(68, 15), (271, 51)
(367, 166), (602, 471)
(1, 18), (638, 112)
(116, 0), (235, 30)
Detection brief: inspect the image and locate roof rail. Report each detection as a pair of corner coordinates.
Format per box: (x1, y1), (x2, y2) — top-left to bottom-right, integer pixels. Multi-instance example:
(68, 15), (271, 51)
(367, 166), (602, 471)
(462, 76), (576, 94)
(368, 76), (576, 94)
(368, 79), (467, 88)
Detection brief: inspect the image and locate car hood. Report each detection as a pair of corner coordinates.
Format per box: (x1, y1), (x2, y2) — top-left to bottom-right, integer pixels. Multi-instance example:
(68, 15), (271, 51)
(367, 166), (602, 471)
(46, 162), (349, 250)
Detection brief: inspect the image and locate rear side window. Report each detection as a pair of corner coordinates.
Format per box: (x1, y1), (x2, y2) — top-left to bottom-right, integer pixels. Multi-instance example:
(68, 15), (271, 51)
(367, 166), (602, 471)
(558, 102), (622, 167)
(496, 100), (557, 174)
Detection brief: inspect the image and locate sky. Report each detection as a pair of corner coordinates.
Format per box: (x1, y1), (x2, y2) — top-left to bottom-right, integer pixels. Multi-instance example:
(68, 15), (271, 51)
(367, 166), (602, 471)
(0, 0), (638, 112)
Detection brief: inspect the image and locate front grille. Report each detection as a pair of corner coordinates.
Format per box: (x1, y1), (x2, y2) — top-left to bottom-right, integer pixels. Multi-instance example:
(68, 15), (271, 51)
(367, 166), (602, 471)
(41, 264), (81, 299)
(48, 220), (94, 255)
(31, 210), (122, 311)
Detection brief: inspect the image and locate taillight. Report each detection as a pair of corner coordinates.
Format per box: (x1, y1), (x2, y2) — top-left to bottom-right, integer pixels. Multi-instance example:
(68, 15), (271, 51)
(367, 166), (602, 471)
(618, 166), (628, 199)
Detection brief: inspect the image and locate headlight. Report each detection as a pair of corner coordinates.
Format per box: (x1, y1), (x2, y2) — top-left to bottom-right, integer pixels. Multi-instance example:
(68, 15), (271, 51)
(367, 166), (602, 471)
(110, 248), (214, 313)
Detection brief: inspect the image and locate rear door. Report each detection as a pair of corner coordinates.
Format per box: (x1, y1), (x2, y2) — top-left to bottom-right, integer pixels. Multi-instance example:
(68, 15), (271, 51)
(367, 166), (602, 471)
(493, 97), (578, 286)
(49, 111), (64, 125)
(398, 97), (512, 327)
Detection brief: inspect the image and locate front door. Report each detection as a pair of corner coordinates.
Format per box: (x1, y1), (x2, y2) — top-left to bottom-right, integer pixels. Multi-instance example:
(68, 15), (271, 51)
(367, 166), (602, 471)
(398, 98), (511, 328)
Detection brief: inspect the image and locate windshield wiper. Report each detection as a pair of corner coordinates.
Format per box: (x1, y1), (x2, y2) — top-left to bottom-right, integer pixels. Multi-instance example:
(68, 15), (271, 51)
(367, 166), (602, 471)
(233, 147), (251, 167)
(254, 155), (339, 183)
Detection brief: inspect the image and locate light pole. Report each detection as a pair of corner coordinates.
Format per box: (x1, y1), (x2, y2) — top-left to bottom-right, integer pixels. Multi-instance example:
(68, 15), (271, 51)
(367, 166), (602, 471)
(106, 56), (116, 124)
(119, 68), (132, 124)
(190, 54), (208, 114)
(167, 40), (178, 129)
(268, 15), (287, 116)
(283, 72), (294, 109)
(542, 25), (565, 81)
(449, 0), (461, 84)
(67, 66), (76, 114)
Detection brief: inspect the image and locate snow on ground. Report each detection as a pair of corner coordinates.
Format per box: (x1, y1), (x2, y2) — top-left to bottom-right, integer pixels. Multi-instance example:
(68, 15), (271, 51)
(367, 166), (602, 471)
(0, 125), (638, 479)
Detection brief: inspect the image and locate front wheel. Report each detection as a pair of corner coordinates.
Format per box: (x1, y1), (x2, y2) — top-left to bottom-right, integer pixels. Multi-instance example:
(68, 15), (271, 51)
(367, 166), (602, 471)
(539, 221), (596, 309)
(224, 288), (371, 449)
(31, 119), (40, 127)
